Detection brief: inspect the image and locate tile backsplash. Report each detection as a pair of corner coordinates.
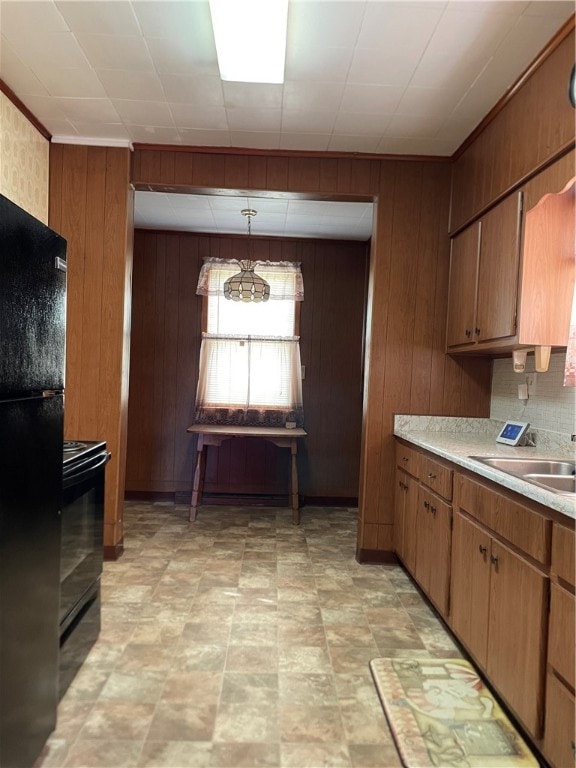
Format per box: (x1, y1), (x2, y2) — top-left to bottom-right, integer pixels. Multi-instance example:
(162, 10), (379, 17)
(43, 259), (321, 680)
(491, 352), (575, 437)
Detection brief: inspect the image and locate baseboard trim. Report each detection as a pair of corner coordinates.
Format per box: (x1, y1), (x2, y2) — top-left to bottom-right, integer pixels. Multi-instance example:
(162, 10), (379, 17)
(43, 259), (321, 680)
(356, 548), (398, 564)
(125, 490), (175, 502)
(104, 540), (124, 561)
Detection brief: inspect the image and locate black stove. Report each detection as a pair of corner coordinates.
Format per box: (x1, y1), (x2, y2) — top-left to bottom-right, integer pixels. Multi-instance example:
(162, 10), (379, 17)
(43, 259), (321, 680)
(62, 440), (106, 471)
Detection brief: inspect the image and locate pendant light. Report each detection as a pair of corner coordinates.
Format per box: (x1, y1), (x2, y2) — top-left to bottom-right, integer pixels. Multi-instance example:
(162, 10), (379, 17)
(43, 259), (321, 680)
(224, 209), (270, 302)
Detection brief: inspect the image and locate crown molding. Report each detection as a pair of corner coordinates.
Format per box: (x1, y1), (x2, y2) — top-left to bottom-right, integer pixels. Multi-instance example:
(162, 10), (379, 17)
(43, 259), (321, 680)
(51, 135), (133, 150)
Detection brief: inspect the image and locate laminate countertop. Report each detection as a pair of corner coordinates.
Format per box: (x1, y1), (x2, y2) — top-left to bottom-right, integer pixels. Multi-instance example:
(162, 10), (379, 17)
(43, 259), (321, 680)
(394, 416), (576, 521)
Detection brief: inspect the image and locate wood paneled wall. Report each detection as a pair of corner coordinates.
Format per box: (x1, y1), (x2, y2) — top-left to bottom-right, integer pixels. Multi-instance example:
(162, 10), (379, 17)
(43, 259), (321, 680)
(131, 151), (493, 555)
(450, 27), (575, 232)
(126, 231), (369, 501)
(49, 144), (133, 556)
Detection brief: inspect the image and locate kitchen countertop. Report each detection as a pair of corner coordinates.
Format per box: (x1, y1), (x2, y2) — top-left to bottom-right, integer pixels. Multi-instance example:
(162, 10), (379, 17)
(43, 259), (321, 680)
(394, 416), (576, 520)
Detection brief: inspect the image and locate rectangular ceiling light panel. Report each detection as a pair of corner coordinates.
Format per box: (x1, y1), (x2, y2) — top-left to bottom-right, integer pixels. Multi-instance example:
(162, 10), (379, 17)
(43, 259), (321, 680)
(209, 0), (288, 84)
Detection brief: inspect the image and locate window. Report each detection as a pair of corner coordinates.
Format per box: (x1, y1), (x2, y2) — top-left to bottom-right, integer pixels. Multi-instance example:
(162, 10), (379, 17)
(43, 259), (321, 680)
(195, 259), (304, 427)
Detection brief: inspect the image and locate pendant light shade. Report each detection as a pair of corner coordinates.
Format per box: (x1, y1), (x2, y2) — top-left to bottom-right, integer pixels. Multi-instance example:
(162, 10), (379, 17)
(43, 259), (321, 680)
(224, 260), (271, 302)
(224, 209), (270, 302)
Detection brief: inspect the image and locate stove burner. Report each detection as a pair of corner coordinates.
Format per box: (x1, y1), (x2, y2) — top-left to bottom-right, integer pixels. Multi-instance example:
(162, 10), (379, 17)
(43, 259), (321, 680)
(63, 441), (86, 453)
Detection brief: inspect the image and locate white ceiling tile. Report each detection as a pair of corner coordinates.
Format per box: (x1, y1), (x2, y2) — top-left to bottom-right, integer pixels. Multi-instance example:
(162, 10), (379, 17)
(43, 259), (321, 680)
(328, 134), (382, 153)
(41, 119), (79, 137)
(40, 67), (107, 98)
(348, 47), (420, 88)
(281, 111), (336, 133)
(250, 198), (289, 215)
(53, 97), (120, 123)
(10, 31), (89, 71)
(340, 84), (404, 114)
(170, 104), (228, 131)
(357, 2), (445, 50)
(177, 128), (231, 147)
(285, 46), (354, 82)
(278, 133), (331, 152)
(282, 81), (344, 111)
(96, 69), (164, 101)
(64, 121), (131, 141)
(287, 1), (366, 49)
(229, 131), (281, 150)
(18, 94), (68, 120)
(395, 86), (464, 118)
(146, 36), (219, 77)
(209, 196), (249, 211)
(0, 41), (50, 97)
(127, 125), (181, 144)
(226, 109), (282, 132)
(223, 82), (283, 111)
(386, 112), (445, 139)
(56, 1), (140, 35)
(1, 1), (68, 39)
(333, 112), (391, 136)
(377, 135), (454, 156)
(75, 34), (154, 71)
(170, 194), (213, 210)
(160, 74), (224, 106)
(132, 1), (213, 40)
(113, 100), (175, 127)
(524, 1), (575, 17)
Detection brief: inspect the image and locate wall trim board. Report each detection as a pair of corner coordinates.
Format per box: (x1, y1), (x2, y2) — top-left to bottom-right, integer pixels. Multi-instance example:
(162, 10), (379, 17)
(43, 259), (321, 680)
(452, 14), (575, 161)
(356, 548), (397, 564)
(450, 139), (575, 237)
(0, 78), (51, 140)
(132, 142), (451, 164)
(133, 226), (372, 246)
(103, 541), (124, 561)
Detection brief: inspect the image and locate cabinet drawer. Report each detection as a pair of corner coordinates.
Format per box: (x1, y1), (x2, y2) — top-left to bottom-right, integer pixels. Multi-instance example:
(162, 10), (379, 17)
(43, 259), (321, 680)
(420, 455), (453, 500)
(543, 673), (575, 768)
(454, 474), (495, 529)
(395, 443), (420, 478)
(549, 582), (575, 689)
(552, 523), (575, 587)
(492, 494), (551, 565)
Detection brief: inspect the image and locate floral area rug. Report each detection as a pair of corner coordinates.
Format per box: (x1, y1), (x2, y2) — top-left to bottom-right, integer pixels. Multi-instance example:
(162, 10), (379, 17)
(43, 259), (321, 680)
(370, 658), (539, 768)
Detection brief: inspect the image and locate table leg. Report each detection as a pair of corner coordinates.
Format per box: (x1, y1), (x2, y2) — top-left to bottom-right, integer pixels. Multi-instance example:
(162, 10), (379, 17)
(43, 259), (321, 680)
(291, 439), (300, 525)
(190, 437), (206, 522)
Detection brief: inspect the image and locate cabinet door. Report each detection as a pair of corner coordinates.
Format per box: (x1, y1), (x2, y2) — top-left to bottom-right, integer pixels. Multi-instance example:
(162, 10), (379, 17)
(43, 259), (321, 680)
(402, 474), (419, 575)
(414, 486), (433, 591)
(450, 512), (490, 667)
(394, 469), (408, 559)
(487, 539), (548, 737)
(476, 192), (522, 342)
(543, 673), (575, 768)
(446, 223), (480, 347)
(425, 495), (452, 618)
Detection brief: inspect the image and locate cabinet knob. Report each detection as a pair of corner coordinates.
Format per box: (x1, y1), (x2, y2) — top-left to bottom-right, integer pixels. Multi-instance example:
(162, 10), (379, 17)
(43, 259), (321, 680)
(465, 329), (471, 338)
(423, 500), (430, 509)
(490, 554), (498, 565)
(427, 473), (436, 479)
(478, 545), (487, 555)
(475, 327), (480, 336)
(402, 456), (409, 462)
(430, 506), (437, 516)
(571, 740), (575, 755)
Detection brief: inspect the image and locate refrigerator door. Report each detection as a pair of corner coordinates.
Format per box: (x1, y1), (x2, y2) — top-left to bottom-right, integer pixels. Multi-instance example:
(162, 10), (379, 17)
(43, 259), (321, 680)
(0, 395), (63, 768)
(0, 194), (67, 397)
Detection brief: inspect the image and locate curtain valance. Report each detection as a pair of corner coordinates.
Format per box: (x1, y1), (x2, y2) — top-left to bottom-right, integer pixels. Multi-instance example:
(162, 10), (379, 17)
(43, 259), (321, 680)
(196, 258), (304, 301)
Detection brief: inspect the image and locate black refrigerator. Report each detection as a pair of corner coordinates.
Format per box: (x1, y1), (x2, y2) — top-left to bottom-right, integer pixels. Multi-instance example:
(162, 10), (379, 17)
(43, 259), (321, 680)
(0, 194), (67, 767)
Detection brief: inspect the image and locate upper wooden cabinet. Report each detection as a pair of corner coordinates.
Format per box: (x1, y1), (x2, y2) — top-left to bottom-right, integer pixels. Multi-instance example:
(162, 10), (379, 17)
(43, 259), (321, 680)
(447, 192), (522, 352)
(518, 177), (575, 348)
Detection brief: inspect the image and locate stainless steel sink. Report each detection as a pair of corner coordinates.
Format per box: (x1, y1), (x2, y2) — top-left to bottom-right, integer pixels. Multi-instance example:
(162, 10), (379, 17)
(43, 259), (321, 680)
(468, 456), (576, 496)
(523, 474), (576, 494)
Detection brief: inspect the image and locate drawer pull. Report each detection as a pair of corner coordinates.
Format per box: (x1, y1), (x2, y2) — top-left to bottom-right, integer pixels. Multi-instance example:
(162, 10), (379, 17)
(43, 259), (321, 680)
(427, 473), (437, 479)
(423, 500), (430, 509)
(402, 456), (409, 462)
(490, 554), (499, 566)
(430, 506), (437, 516)
(571, 740), (575, 755)
(465, 329), (471, 337)
(478, 545), (487, 555)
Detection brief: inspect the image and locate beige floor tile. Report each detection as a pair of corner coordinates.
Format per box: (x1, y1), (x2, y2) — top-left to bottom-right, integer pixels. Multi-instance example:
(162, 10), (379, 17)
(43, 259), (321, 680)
(137, 741), (212, 768)
(279, 704), (345, 743)
(214, 702), (279, 743)
(147, 701), (217, 741)
(79, 701), (155, 740)
(209, 742), (280, 767)
(63, 738), (143, 767)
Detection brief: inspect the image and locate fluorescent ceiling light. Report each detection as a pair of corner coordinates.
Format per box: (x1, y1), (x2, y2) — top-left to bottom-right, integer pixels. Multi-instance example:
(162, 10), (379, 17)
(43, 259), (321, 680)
(209, 0), (288, 84)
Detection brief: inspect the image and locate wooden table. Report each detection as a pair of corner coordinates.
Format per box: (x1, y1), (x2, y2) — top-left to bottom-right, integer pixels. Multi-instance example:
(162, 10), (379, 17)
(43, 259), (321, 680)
(186, 425), (307, 524)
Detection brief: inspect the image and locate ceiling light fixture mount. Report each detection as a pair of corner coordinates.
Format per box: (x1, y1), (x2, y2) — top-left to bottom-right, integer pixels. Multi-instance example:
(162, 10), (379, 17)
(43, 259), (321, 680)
(223, 209), (270, 303)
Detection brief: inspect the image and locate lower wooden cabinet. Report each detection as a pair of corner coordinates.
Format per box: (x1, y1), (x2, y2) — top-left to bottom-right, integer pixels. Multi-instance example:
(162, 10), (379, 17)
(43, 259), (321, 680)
(394, 438), (573, 760)
(415, 486), (451, 617)
(543, 672), (575, 768)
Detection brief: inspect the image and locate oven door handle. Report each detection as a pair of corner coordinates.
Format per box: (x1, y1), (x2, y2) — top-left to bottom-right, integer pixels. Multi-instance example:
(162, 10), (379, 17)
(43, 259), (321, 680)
(63, 451), (111, 485)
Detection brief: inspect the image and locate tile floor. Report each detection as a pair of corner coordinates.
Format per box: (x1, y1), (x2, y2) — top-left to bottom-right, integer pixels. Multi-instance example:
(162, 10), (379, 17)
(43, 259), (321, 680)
(37, 502), (461, 768)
